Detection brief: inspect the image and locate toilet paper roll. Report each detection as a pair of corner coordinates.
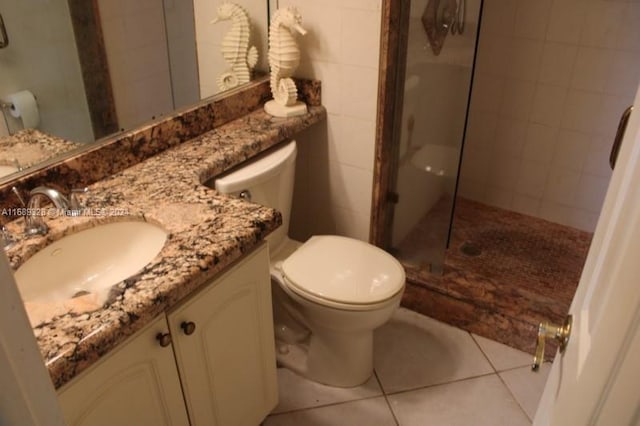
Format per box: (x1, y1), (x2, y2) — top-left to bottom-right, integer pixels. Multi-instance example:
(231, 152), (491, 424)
(5, 90), (39, 129)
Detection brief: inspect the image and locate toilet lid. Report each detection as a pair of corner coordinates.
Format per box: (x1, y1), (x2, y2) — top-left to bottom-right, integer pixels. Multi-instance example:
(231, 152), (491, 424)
(281, 236), (405, 305)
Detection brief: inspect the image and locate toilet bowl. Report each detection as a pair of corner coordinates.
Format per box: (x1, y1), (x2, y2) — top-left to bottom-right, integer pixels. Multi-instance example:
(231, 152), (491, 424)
(214, 140), (405, 387)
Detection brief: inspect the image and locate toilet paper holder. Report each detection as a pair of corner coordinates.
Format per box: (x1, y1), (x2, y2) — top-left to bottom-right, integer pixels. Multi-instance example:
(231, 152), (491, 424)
(1, 90), (40, 131)
(1, 101), (15, 111)
(1, 92), (38, 111)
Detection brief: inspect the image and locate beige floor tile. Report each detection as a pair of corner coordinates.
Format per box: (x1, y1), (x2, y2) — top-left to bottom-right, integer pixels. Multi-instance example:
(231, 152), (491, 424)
(499, 363), (552, 420)
(264, 396), (397, 426)
(272, 368), (383, 414)
(374, 308), (493, 393)
(388, 374), (531, 426)
(472, 333), (534, 371)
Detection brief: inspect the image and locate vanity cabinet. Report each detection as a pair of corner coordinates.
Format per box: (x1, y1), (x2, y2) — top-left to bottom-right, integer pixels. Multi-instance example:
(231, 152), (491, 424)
(56, 315), (190, 426)
(57, 243), (278, 426)
(167, 243), (278, 425)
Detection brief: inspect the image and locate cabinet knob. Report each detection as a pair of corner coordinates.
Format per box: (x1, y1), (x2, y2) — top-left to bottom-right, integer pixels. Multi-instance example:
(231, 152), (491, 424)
(181, 321), (196, 335)
(156, 332), (172, 347)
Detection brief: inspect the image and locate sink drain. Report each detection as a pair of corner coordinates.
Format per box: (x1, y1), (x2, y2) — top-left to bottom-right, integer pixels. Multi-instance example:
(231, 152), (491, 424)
(460, 241), (482, 257)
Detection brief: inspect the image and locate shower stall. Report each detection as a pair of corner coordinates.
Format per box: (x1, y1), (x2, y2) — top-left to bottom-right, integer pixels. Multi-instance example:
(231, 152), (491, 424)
(373, 0), (640, 353)
(390, 0), (480, 275)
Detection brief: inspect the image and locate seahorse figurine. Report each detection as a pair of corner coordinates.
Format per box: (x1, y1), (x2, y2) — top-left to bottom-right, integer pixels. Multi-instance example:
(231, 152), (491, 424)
(264, 6), (308, 118)
(211, 2), (258, 91)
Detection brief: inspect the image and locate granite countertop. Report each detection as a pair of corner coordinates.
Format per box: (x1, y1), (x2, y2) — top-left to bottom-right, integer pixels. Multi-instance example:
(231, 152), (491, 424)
(0, 129), (79, 170)
(5, 105), (326, 389)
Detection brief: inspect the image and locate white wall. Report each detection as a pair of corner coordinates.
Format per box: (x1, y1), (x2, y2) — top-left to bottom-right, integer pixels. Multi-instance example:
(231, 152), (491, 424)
(98, 0), (174, 131)
(0, 0), (93, 142)
(163, 0), (200, 109)
(287, 0), (382, 243)
(459, 0), (640, 232)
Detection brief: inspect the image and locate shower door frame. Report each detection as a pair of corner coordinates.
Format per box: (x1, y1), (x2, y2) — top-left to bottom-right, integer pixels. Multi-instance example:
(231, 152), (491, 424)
(370, 0), (482, 261)
(369, 0), (411, 249)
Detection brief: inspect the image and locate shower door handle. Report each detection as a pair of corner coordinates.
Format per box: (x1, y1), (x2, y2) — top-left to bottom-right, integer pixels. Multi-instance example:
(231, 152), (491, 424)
(610, 106), (633, 170)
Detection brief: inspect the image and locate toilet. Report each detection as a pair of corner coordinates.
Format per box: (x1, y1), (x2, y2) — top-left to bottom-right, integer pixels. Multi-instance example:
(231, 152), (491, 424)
(214, 140), (405, 387)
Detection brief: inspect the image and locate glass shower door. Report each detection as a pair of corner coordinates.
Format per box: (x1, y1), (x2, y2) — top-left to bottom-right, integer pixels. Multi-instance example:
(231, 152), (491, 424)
(390, 0), (482, 274)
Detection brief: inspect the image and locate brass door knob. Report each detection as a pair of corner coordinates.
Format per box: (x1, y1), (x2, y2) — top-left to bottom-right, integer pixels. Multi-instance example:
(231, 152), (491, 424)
(156, 332), (172, 347)
(610, 105), (633, 169)
(532, 315), (572, 371)
(181, 321), (196, 335)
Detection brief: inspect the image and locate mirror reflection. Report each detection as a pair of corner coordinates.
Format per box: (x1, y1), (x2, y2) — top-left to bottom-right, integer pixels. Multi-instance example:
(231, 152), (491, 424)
(0, 0), (268, 180)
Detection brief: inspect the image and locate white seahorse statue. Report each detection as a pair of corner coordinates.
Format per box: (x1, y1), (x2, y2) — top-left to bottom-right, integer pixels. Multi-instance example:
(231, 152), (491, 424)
(264, 6), (308, 118)
(211, 2), (259, 91)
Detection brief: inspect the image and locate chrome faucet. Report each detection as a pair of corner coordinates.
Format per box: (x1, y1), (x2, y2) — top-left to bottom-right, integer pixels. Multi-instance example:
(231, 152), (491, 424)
(23, 186), (87, 236)
(25, 187), (71, 236)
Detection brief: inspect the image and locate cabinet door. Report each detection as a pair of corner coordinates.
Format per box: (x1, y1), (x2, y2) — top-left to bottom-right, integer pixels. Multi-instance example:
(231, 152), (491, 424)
(168, 243), (278, 426)
(57, 315), (190, 426)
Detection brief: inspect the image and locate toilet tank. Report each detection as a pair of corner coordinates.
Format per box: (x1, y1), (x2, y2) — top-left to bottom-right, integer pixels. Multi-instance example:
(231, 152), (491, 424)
(214, 140), (297, 255)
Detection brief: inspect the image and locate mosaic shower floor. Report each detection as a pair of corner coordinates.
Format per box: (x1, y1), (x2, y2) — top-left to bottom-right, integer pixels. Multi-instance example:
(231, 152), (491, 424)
(396, 197), (593, 356)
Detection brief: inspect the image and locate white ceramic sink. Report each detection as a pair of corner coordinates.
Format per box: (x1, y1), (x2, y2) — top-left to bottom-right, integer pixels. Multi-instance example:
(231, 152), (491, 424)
(15, 221), (168, 303)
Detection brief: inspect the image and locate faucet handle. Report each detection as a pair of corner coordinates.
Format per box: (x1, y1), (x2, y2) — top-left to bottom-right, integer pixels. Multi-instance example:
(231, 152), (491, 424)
(11, 186), (27, 207)
(69, 187), (89, 212)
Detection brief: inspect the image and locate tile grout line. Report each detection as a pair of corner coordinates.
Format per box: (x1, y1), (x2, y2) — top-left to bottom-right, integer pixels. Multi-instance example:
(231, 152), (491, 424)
(469, 332), (500, 373)
(470, 330), (536, 422)
(495, 369), (535, 423)
(382, 371), (498, 398)
(469, 332), (536, 373)
(269, 393), (388, 417)
(374, 369), (401, 426)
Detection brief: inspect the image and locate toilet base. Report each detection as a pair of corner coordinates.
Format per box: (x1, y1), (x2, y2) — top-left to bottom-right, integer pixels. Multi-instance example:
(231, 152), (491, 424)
(269, 237), (403, 388)
(275, 329), (374, 388)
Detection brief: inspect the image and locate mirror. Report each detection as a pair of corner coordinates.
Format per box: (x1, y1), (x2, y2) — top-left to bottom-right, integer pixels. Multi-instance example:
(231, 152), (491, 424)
(0, 0), (270, 182)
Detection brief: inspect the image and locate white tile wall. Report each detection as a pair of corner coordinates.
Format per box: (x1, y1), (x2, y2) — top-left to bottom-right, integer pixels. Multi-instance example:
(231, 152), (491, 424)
(288, 0), (382, 242)
(513, 0), (552, 41)
(98, 0), (173, 131)
(160, 0), (199, 109)
(459, 0), (640, 232)
(538, 43), (577, 87)
(0, 0), (93, 142)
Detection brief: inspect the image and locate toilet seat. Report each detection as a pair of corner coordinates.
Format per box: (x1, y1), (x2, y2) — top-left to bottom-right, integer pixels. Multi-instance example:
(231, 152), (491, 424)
(281, 236), (405, 309)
